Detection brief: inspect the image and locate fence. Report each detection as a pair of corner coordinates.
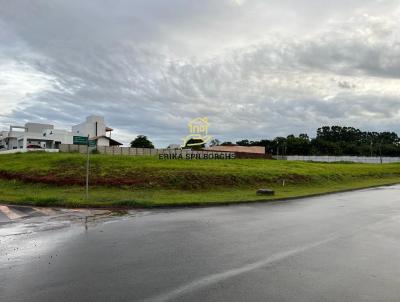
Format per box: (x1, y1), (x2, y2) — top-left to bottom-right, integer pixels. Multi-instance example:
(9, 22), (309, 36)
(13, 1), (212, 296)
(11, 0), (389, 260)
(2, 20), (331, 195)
(60, 144), (159, 155)
(0, 148), (59, 155)
(275, 155), (400, 164)
(5, 145), (399, 163)
(59, 144), (234, 158)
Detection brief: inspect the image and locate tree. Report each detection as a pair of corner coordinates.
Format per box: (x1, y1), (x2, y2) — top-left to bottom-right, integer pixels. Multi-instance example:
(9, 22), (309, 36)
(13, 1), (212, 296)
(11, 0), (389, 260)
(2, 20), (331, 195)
(209, 138), (221, 147)
(221, 141), (235, 146)
(210, 126), (400, 157)
(286, 134), (311, 155)
(130, 135), (154, 149)
(236, 139), (251, 146)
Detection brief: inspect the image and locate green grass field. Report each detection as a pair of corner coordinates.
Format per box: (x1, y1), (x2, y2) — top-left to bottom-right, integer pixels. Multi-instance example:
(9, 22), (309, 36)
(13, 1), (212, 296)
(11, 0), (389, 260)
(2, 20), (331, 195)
(0, 152), (399, 207)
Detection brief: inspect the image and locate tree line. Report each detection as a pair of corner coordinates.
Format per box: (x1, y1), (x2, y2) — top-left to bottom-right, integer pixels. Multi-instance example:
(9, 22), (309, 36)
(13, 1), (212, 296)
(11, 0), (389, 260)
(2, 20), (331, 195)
(130, 126), (400, 156)
(218, 126), (400, 157)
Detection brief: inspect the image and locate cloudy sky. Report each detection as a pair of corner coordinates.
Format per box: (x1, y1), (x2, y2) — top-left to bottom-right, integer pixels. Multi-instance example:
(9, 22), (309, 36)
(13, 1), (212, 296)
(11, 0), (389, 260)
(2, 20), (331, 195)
(1, 0), (400, 146)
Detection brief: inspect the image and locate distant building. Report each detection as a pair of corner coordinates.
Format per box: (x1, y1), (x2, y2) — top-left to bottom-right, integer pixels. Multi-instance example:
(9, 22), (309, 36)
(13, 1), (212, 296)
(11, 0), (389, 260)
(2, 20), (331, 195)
(206, 145), (266, 154)
(167, 144), (181, 149)
(0, 123), (73, 150)
(72, 115), (122, 147)
(0, 115), (122, 151)
(43, 128), (74, 149)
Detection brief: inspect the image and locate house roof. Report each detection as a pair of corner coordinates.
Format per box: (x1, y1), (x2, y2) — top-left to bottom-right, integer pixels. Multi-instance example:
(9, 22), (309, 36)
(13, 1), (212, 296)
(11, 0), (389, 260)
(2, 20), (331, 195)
(206, 145), (266, 154)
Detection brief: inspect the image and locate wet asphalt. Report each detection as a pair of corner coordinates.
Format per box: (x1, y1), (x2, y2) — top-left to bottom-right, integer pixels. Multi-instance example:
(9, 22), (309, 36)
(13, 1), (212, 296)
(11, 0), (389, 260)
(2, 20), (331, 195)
(2, 185), (400, 301)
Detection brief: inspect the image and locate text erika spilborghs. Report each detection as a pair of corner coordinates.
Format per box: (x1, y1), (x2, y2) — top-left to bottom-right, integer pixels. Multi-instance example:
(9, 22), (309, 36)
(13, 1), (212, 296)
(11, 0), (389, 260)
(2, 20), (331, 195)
(159, 153), (236, 160)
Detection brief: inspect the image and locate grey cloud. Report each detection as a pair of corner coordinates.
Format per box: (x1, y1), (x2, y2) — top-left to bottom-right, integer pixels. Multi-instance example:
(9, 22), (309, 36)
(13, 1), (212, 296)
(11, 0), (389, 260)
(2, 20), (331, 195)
(1, 0), (400, 146)
(338, 81), (355, 89)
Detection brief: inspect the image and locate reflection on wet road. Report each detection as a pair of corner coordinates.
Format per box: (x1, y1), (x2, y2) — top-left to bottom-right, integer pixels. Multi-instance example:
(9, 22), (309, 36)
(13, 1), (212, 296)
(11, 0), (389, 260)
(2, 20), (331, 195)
(0, 204), (142, 237)
(2, 186), (400, 302)
(0, 205), (110, 224)
(0, 205), (138, 274)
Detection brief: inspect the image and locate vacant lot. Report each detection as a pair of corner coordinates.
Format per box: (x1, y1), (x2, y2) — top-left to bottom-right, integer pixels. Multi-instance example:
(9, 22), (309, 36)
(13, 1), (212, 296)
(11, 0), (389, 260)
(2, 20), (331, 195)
(0, 152), (399, 207)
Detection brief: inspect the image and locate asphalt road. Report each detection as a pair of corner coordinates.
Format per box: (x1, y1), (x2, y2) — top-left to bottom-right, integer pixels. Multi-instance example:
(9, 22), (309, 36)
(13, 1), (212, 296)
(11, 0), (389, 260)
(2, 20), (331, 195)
(2, 185), (400, 301)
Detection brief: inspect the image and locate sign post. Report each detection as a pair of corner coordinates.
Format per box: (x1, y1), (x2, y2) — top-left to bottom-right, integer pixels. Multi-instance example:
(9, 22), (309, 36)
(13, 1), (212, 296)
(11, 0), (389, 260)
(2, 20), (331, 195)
(88, 140), (97, 148)
(86, 135), (90, 200)
(74, 136), (95, 200)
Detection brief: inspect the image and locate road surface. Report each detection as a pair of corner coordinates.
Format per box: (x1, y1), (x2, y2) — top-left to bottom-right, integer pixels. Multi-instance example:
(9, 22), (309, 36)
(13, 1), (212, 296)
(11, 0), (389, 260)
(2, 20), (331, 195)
(2, 185), (400, 301)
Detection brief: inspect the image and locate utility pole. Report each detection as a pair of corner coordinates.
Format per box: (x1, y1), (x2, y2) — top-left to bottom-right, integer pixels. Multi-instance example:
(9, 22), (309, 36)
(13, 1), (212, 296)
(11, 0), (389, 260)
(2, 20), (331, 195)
(86, 135), (90, 200)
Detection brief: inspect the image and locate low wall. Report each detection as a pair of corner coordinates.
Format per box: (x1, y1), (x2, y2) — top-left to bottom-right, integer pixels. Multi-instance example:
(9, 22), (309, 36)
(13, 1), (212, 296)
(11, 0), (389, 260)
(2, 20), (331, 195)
(275, 155), (400, 164)
(234, 152), (273, 159)
(0, 148), (59, 155)
(59, 144), (234, 158)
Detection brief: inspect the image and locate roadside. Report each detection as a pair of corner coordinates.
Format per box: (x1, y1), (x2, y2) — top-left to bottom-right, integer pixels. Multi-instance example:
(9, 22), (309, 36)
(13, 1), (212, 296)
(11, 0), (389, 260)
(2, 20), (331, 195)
(1, 153), (400, 208)
(1, 177), (400, 209)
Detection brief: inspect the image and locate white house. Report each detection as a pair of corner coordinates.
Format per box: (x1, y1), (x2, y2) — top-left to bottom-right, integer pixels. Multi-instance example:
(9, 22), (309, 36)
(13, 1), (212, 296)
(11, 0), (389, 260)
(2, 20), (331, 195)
(0, 123), (73, 150)
(72, 115), (122, 147)
(43, 128), (74, 148)
(0, 115), (122, 151)
(167, 144), (181, 149)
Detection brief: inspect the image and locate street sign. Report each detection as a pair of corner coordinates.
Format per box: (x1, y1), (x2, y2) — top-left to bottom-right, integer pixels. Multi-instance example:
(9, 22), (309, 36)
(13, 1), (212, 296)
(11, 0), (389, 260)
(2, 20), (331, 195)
(73, 136), (88, 145)
(73, 135), (96, 200)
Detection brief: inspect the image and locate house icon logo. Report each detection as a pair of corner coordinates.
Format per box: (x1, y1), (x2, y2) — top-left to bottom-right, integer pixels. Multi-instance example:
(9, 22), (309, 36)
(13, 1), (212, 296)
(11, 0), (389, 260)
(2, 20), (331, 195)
(181, 117), (213, 147)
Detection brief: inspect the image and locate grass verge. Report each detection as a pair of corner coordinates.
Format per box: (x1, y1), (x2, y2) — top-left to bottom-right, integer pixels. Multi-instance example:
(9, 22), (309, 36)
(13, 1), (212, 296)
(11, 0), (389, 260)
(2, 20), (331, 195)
(0, 152), (399, 207)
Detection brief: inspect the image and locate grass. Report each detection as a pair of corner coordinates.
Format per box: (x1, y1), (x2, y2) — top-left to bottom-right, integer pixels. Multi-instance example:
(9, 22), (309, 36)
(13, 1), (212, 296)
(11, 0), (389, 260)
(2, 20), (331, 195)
(0, 152), (399, 207)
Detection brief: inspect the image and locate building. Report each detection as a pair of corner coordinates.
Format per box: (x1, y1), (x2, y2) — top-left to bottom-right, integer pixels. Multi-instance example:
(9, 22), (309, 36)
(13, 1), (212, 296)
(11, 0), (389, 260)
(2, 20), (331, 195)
(72, 115), (122, 147)
(0, 123), (73, 150)
(206, 145), (266, 154)
(167, 144), (181, 149)
(0, 115), (122, 151)
(43, 128), (74, 149)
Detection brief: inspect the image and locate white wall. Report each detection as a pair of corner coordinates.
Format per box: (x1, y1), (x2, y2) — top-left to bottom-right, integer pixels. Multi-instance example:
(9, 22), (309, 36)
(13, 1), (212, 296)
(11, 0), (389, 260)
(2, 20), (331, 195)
(25, 123), (54, 133)
(0, 148), (59, 154)
(72, 123), (89, 137)
(7, 137), (19, 149)
(72, 115), (106, 138)
(0, 131), (23, 150)
(97, 137), (110, 146)
(283, 155), (400, 164)
(43, 129), (73, 145)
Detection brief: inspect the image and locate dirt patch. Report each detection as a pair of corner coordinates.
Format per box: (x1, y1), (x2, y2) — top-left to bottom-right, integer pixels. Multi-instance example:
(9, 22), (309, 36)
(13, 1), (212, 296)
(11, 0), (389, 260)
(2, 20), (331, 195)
(0, 169), (263, 189)
(0, 170), (85, 186)
(0, 170), (312, 189)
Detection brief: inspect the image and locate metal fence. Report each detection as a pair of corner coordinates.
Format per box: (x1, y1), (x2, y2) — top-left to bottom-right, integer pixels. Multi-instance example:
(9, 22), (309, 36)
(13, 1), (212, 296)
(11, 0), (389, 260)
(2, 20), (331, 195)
(274, 155), (400, 164)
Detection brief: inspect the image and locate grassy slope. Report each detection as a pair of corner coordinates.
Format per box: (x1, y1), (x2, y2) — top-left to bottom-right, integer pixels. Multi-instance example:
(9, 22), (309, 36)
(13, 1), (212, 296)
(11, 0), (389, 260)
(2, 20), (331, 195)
(0, 152), (399, 207)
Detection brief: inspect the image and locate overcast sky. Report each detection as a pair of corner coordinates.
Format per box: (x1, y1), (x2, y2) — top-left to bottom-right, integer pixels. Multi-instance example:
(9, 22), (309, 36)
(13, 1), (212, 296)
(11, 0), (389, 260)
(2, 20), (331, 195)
(1, 0), (400, 146)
